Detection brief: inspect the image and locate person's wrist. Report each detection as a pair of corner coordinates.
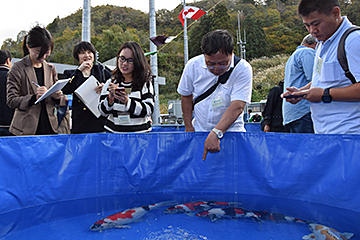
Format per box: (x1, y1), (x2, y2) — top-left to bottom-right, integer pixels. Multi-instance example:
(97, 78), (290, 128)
(108, 93), (115, 102)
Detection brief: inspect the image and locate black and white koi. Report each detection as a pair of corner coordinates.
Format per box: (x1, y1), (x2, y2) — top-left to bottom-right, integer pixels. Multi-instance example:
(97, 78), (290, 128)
(164, 200), (236, 214)
(90, 201), (173, 231)
(252, 210), (310, 224)
(195, 207), (253, 221)
(196, 207), (310, 224)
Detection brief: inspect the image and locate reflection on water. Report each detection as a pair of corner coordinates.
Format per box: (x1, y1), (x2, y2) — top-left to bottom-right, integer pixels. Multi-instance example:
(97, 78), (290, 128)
(0, 192), (359, 240)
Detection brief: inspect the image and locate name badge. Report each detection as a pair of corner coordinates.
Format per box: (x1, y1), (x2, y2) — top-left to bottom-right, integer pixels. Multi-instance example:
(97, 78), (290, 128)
(212, 98), (224, 109)
(316, 56), (323, 75)
(115, 115), (130, 125)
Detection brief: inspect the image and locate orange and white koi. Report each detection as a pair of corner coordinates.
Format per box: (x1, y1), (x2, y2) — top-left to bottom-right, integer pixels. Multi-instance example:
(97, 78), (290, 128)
(303, 223), (354, 240)
(90, 201), (173, 231)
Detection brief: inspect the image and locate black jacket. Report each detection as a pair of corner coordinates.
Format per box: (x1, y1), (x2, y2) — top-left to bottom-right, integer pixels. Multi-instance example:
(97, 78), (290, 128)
(0, 66), (14, 127)
(262, 85), (288, 132)
(62, 65), (111, 134)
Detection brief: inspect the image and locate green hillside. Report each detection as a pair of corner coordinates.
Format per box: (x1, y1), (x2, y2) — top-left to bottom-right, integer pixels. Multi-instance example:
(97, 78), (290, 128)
(2, 0), (360, 113)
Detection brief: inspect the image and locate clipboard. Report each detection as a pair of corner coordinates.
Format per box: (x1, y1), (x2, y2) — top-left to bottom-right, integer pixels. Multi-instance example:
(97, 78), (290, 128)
(35, 78), (71, 104)
(74, 75), (102, 118)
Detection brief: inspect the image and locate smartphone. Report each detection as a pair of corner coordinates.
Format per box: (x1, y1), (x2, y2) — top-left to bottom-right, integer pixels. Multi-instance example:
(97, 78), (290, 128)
(124, 87), (131, 95)
(283, 94), (305, 99)
(115, 87), (125, 94)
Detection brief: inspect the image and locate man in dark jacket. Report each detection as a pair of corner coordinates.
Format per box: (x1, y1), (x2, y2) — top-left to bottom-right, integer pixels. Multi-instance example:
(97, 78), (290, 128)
(0, 50), (13, 136)
(263, 80), (289, 132)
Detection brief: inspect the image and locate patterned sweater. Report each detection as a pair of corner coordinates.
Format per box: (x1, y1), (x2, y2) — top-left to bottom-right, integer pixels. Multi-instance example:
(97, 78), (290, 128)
(98, 79), (154, 133)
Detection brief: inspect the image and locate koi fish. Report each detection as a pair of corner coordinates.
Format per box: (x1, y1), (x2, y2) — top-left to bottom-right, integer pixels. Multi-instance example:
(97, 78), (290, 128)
(252, 210), (310, 224)
(164, 200), (237, 214)
(90, 201), (173, 231)
(196, 207), (310, 224)
(195, 207), (254, 221)
(302, 223), (354, 240)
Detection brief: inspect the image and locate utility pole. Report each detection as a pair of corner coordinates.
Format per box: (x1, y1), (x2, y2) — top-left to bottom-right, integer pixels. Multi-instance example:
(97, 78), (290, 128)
(236, 12), (246, 60)
(82, 0), (91, 42)
(183, 0), (189, 65)
(149, 0), (160, 124)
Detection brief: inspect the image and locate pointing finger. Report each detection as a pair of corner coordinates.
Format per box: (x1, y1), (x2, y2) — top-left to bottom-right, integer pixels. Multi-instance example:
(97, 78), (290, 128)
(203, 148), (208, 161)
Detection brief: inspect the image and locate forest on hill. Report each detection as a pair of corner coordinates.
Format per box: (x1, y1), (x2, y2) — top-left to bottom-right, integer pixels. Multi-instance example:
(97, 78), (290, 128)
(2, 0), (360, 110)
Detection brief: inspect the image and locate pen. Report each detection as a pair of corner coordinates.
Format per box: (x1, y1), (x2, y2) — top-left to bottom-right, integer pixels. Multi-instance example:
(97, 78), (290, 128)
(32, 81), (40, 87)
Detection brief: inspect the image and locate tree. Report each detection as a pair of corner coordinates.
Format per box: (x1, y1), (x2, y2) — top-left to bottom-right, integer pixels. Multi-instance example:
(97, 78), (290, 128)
(188, 4), (235, 58)
(243, 16), (269, 59)
(188, 14), (213, 58)
(50, 27), (81, 64)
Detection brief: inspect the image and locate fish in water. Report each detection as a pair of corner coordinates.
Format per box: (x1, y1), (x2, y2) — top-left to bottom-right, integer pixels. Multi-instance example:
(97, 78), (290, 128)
(195, 207), (253, 221)
(303, 223), (354, 240)
(164, 200), (237, 214)
(252, 210), (310, 224)
(196, 207), (310, 224)
(90, 201), (173, 231)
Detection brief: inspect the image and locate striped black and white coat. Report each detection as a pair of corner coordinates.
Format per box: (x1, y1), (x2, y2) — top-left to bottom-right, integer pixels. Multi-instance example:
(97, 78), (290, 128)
(98, 79), (154, 133)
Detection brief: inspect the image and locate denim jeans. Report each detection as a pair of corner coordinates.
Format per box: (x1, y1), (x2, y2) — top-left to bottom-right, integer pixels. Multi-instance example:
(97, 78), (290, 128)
(286, 112), (314, 133)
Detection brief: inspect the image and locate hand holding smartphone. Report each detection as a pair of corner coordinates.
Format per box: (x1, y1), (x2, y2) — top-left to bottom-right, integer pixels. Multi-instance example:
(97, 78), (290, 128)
(283, 94), (305, 99)
(115, 87), (125, 94)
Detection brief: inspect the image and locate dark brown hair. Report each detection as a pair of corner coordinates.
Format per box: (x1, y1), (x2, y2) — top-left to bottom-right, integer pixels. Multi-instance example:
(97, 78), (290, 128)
(22, 26), (53, 59)
(201, 29), (234, 56)
(112, 41), (151, 90)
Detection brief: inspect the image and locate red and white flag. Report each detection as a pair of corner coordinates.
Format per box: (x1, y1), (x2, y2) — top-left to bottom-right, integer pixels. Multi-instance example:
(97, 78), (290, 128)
(178, 6), (206, 26)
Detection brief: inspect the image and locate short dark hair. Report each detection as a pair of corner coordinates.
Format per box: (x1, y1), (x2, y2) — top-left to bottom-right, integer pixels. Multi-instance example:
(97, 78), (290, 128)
(298, 0), (339, 17)
(22, 26), (53, 59)
(72, 41), (96, 62)
(0, 50), (11, 65)
(201, 29), (233, 56)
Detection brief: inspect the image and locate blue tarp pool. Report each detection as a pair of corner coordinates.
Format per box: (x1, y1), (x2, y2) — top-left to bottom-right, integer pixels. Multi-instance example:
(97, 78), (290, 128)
(0, 132), (359, 239)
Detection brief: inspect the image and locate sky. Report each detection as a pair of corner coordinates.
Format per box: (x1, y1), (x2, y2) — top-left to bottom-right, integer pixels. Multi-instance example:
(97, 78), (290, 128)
(0, 0), (193, 46)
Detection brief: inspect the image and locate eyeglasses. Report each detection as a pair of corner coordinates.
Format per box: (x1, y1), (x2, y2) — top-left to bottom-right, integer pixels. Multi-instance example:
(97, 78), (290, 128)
(207, 65), (229, 70)
(118, 55), (134, 64)
(206, 60), (230, 70)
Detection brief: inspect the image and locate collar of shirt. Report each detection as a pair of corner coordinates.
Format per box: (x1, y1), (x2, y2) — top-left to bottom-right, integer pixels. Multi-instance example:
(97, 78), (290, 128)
(319, 16), (352, 45)
(0, 65), (9, 71)
(317, 16), (353, 58)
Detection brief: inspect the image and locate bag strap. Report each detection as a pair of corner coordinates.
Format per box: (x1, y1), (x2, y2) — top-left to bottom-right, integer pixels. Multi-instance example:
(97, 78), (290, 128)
(337, 26), (360, 84)
(193, 55), (241, 106)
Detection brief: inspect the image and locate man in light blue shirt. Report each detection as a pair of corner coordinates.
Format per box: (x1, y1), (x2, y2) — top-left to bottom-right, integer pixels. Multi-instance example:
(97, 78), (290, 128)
(283, 0), (360, 134)
(283, 34), (316, 133)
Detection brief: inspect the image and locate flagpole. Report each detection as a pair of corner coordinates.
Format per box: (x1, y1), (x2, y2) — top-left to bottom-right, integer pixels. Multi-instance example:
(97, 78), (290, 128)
(183, 0), (189, 65)
(149, 0), (160, 124)
(82, 0), (91, 42)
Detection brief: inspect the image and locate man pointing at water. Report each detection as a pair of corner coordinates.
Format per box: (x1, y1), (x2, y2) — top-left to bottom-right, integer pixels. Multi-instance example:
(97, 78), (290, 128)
(177, 30), (252, 160)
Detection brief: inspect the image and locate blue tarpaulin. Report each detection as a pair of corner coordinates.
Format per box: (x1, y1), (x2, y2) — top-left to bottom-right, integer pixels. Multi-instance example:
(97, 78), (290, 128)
(0, 131), (359, 217)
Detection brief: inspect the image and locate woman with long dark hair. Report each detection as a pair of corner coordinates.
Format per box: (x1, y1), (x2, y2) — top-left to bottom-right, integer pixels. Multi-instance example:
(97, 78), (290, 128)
(98, 41), (154, 132)
(7, 26), (64, 135)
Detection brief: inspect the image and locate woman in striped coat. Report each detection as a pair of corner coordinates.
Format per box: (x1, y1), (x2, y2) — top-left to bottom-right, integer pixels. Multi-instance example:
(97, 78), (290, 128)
(99, 42), (154, 133)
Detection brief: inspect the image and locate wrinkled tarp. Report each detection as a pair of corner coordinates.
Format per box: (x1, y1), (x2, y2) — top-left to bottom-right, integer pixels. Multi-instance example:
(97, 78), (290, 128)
(0, 132), (359, 215)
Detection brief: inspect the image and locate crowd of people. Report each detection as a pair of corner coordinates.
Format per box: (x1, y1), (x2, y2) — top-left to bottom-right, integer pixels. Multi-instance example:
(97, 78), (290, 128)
(1, 0), (360, 158)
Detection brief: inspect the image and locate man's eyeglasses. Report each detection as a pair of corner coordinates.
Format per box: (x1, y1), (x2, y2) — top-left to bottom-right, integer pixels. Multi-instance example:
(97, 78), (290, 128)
(206, 59), (230, 70)
(118, 55), (134, 64)
(207, 65), (229, 70)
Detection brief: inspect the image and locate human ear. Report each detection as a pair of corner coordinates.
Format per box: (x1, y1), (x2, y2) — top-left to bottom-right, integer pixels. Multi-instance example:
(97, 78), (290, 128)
(331, 6), (341, 19)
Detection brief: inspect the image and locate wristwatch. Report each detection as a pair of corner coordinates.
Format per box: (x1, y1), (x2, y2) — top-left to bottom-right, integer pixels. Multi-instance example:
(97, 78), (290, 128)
(212, 128), (224, 139)
(321, 88), (332, 103)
